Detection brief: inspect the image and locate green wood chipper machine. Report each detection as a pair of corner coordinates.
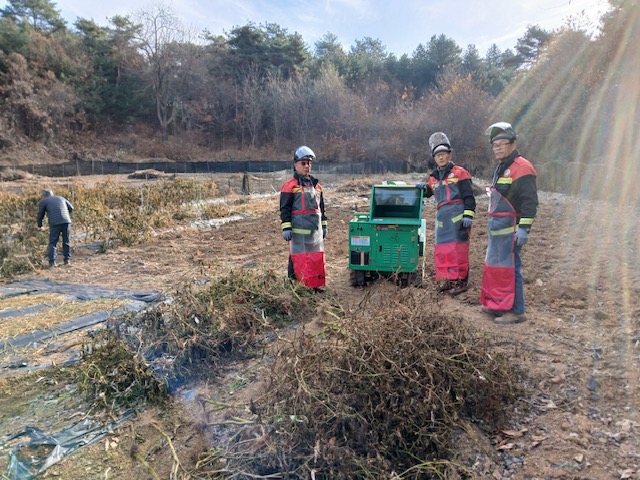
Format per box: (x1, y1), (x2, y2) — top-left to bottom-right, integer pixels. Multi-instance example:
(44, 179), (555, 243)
(348, 182), (426, 287)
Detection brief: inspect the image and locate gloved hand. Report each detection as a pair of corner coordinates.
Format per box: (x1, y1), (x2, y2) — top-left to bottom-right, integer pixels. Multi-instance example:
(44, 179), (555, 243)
(282, 230), (292, 241)
(416, 182), (426, 190)
(322, 228), (327, 238)
(514, 228), (528, 247)
(461, 217), (473, 229)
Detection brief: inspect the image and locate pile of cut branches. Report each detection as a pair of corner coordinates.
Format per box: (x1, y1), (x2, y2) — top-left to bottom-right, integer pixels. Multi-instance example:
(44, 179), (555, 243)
(78, 269), (324, 409)
(230, 286), (527, 479)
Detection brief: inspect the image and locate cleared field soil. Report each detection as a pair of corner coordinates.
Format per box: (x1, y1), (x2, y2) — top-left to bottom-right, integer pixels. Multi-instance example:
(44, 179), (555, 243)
(1, 172), (640, 479)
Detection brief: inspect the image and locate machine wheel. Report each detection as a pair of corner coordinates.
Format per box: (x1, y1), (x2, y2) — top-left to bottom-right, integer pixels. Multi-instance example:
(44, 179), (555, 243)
(391, 272), (409, 288)
(410, 256), (426, 288)
(410, 266), (424, 288)
(350, 270), (366, 287)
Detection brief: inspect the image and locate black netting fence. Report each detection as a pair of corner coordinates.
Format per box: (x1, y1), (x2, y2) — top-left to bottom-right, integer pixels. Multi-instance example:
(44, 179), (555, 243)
(0, 159), (411, 177)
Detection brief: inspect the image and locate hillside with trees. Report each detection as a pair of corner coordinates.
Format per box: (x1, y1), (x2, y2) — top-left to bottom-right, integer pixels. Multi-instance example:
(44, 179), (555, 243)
(0, 0), (639, 190)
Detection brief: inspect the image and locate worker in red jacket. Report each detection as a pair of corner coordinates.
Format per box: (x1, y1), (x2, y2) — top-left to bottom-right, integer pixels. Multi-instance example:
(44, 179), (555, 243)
(417, 132), (476, 296)
(279, 146), (327, 289)
(480, 122), (538, 324)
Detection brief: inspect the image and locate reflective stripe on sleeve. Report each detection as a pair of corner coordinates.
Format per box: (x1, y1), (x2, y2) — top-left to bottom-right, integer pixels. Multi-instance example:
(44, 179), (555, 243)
(490, 226), (516, 236)
(496, 178), (513, 185)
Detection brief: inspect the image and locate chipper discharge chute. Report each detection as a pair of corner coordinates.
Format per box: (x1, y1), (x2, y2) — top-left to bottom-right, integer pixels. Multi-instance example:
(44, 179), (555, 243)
(348, 182), (426, 287)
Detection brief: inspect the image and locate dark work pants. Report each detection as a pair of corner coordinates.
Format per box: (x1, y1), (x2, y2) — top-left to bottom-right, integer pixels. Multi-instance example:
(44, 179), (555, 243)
(512, 245), (525, 314)
(288, 256), (296, 279)
(48, 223), (71, 263)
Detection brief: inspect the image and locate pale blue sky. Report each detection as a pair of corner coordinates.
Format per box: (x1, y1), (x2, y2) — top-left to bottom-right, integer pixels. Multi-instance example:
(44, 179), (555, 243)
(2, 0), (609, 55)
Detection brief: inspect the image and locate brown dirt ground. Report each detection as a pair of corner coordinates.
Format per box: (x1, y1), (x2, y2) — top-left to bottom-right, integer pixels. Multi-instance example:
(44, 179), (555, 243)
(2, 172), (640, 479)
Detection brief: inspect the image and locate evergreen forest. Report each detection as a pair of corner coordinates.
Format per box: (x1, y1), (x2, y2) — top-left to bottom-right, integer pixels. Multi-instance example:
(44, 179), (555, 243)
(0, 0), (638, 191)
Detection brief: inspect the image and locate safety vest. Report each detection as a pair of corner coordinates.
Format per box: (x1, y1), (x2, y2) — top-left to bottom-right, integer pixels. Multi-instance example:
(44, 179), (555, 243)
(428, 165), (471, 281)
(480, 154), (537, 310)
(281, 177), (326, 288)
(480, 187), (517, 310)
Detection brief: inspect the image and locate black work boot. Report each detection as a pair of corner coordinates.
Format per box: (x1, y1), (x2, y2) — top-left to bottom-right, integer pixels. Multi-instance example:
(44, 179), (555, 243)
(64, 258), (70, 266)
(49, 261), (58, 268)
(449, 280), (468, 296)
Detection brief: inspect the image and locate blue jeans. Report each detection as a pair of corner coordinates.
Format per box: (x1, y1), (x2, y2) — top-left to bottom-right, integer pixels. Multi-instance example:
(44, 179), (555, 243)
(512, 245), (525, 314)
(48, 223), (71, 263)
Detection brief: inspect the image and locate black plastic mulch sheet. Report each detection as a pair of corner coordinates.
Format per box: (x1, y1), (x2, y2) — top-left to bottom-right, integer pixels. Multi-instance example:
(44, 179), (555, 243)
(0, 278), (162, 351)
(0, 278), (161, 303)
(0, 279), (161, 478)
(5, 415), (133, 480)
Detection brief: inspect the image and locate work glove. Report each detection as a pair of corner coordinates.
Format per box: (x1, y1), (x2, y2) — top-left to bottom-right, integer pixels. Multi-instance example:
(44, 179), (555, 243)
(322, 228), (327, 239)
(514, 228), (528, 247)
(415, 182), (426, 190)
(461, 217), (473, 229)
(282, 230), (292, 241)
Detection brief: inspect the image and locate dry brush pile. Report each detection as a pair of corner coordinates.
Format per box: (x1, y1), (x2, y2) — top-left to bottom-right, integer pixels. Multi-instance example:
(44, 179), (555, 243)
(76, 269), (323, 410)
(47, 270), (527, 479)
(229, 287), (526, 479)
(192, 284), (528, 479)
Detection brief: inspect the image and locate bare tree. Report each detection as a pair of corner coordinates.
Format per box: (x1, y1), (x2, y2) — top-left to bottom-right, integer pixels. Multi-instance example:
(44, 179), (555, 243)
(263, 71), (287, 149)
(240, 65), (263, 148)
(134, 2), (194, 141)
(423, 66), (490, 174)
(289, 76), (313, 144)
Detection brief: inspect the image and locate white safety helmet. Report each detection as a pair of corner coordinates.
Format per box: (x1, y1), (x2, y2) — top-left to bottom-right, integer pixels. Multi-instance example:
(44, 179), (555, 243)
(294, 146), (316, 162)
(485, 122), (517, 143)
(428, 132), (452, 157)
